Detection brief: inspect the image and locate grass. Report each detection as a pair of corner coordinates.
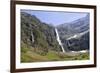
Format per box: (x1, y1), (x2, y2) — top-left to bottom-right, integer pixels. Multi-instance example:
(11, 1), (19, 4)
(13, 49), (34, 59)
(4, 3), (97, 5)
(21, 51), (49, 62)
(45, 51), (61, 61)
(21, 46), (89, 63)
(21, 44), (89, 62)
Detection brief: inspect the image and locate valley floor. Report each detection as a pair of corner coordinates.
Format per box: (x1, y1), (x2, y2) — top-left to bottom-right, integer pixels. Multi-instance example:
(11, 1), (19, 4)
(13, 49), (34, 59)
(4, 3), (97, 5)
(21, 49), (89, 63)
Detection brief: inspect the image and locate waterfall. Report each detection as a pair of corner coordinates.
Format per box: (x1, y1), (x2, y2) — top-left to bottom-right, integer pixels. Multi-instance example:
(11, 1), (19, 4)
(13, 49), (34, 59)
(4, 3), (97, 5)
(31, 31), (34, 43)
(55, 28), (66, 53)
(30, 24), (34, 43)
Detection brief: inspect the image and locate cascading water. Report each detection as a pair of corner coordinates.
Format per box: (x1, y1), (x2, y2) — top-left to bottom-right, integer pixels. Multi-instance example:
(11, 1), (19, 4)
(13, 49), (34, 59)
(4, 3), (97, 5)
(30, 24), (34, 43)
(55, 28), (66, 53)
(31, 31), (34, 43)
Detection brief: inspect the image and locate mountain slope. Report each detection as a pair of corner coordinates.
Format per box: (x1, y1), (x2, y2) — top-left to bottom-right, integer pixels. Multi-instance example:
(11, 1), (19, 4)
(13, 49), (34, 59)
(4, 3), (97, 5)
(57, 14), (90, 51)
(21, 12), (62, 56)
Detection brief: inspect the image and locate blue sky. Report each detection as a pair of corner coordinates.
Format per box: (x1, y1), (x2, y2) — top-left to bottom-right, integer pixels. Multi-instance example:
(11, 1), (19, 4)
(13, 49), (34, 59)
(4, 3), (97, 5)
(21, 9), (88, 26)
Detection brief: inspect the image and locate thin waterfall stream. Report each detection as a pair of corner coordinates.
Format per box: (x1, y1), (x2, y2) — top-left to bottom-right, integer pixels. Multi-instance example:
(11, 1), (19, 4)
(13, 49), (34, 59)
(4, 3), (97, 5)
(55, 28), (66, 53)
(31, 31), (34, 43)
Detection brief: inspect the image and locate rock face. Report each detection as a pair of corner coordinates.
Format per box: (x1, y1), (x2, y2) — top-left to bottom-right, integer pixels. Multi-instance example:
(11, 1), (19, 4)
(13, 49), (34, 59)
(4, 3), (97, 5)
(57, 14), (90, 51)
(21, 12), (61, 55)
